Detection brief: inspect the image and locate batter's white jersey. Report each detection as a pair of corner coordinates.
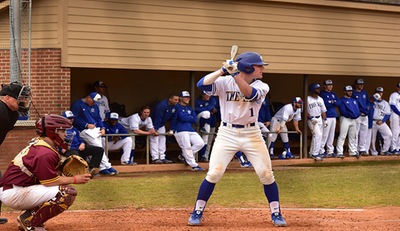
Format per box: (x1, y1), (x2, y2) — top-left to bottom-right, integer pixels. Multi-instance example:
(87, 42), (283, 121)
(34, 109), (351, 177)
(307, 96), (327, 117)
(372, 100), (391, 120)
(119, 113), (154, 131)
(207, 76), (269, 125)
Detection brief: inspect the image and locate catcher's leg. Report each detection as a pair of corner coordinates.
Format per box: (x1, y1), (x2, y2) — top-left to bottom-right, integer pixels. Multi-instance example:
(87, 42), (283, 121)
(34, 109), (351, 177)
(18, 185), (77, 228)
(0, 170), (8, 224)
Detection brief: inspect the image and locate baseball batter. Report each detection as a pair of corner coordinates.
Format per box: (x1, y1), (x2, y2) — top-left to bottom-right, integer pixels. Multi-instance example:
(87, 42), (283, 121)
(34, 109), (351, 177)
(307, 83), (327, 161)
(188, 51), (287, 227)
(370, 90), (392, 155)
(269, 97), (303, 159)
(336, 86), (360, 158)
(389, 83), (400, 154)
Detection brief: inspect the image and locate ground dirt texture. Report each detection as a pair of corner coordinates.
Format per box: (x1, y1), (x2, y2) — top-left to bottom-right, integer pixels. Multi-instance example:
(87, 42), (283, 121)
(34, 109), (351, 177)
(2, 207), (400, 230)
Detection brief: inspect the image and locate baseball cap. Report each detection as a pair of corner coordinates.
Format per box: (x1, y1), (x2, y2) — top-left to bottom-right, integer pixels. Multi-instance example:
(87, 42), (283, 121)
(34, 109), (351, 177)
(323, 79), (333, 85)
(397, 83), (400, 88)
(0, 82), (23, 99)
(354, 78), (364, 85)
(179, 91), (190, 97)
(292, 97), (303, 104)
(93, 81), (106, 88)
(89, 92), (102, 101)
(373, 93), (381, 101)
(62, 110), (75, 119)
(108, 112), (119, 120)
(375, 87), (384, 92)
(344, 85), (353, 91)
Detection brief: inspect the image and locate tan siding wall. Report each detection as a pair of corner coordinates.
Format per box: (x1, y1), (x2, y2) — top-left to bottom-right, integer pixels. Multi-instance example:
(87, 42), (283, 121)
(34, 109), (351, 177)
(63, 0), (400, 76)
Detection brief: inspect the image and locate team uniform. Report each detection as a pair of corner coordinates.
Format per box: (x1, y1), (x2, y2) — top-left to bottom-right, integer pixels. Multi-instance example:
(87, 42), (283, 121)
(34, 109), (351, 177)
(319, 84), (340, 156)
(352, 87), (369, 154)
(269, 102), (301, 158)
(150, 98), (177, 162)
(120, 112), (154, 149)
(172, 93), (204, 170)
(336, 89), (360, 157)
(307, 95), (327, 159)
(189, 52), (286, 227)
(96, 94), (110, 121)
(258, 97), (271, 139)
(195, 94), (218, 161)
(103, 113), (133, 165)
(370, 97), (392, 155)
(389, 87), (400, 154)
(71, 93), (117, 175)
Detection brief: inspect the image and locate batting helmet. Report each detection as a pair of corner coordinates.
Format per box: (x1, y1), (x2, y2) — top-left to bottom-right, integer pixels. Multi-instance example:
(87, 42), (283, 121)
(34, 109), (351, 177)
(292, 97), (303, 104)
(236, 52), (268, 74)
(308, 83), (321, 93)
(36, 114), (72, 149)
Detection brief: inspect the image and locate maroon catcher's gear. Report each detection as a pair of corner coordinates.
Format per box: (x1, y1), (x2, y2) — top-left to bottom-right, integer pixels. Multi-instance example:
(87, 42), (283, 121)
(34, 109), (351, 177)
(35, 114), (72, 149)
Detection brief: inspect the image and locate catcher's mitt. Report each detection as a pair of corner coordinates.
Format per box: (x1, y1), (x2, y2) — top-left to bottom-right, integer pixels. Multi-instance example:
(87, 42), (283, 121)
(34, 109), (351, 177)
(61, 155), (89, 177)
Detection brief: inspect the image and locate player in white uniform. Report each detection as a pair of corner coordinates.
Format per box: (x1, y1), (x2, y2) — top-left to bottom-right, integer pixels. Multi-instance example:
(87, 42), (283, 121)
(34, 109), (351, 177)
(93, 81), (110, 121)
(370, 89), (392, 155)
(389, 83), (400, 154)
(307, 83), (327, 161)
(269, 97), (302, 159)
(119, 106), (157, 162)
(188, 51), (287, 227)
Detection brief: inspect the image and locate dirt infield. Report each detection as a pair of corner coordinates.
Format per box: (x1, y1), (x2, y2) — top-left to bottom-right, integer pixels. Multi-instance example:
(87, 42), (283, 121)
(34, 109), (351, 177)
(2, 207), (399, 230)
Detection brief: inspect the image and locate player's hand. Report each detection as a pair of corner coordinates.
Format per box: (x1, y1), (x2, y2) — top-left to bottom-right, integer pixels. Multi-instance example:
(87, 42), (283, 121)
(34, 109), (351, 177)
(311, 118), (319, 125)
(73, 174), (92, 184)
(79, 143), (85, 151)
(167, 130), (174, 136)
(323, 120), (328, 127)
(222, 60), (239, 77)
(296, 128), (302, 134)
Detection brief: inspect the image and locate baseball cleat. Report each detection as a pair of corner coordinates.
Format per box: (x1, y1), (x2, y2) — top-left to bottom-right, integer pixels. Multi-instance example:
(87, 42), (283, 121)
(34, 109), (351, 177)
(188, 210), (203, 226)
(99, 169), (114, 175)
(337, 154), (345, 159)
(312, 155), (323, 161)
(107, 167), (119, 175)
(161, 159), (173, 164)
(271, 212), (287, 227)
(152, 159), (163, 164)
(178, 154), (189, 166)
(192, 166), (205, 171)
(240, 161), (252, 168)
(121, 161), (137, 165)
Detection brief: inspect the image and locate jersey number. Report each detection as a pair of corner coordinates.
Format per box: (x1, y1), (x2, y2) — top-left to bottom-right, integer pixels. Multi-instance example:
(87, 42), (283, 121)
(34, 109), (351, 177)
(250, 108), (254, 117)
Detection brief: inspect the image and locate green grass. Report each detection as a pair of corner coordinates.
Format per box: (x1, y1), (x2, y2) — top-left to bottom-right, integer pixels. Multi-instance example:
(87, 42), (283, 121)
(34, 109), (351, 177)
(4, 160), (400, 211)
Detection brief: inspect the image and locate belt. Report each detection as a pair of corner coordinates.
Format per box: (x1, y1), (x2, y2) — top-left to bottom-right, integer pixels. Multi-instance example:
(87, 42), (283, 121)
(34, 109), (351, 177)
(222, 122), (256, 128)
(309, 116), (320, 119)
(360, 113), (367, 117)
(373, 119), (381, 121)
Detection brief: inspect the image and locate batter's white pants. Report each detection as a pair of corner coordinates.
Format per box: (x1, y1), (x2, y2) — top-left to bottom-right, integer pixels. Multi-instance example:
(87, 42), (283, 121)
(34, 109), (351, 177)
(370, 122), (392, 155)
(102, 137), (132, 163)
(268, 118), (288, 147)
(321, 117), (336, 154)
(80, 129), (112, 171)
(0, 185), (59, 210)
(336, 117), (357, 155)
(149, 126), (167, 160)
(174, 131), (205, 167)
(206, 125), (275, 185)
(308, 118), (323, 156)
(390, 113), (400, 151)
(355, 116), (369, 152)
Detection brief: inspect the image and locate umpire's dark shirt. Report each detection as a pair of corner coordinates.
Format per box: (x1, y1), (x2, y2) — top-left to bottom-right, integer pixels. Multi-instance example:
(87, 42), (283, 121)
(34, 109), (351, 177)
(0, 101), (19, 145)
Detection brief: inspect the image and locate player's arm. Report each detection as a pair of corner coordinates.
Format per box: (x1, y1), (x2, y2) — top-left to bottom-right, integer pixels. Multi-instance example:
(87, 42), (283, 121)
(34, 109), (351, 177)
(293, 120), (301, 133)
(234, 74), (255, 98)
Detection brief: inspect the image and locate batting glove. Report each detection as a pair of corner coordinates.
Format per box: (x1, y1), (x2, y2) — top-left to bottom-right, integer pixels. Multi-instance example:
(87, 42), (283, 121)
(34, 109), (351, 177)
(222, 59), (239, 77)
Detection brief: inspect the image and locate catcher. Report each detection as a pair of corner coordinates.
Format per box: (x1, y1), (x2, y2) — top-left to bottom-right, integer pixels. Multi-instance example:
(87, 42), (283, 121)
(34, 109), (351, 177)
(0, 114), (91, 231)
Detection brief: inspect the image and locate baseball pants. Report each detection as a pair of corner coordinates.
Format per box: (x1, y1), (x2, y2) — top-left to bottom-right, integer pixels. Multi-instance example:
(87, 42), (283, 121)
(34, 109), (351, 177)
(269, 118), (289, 144)
(355, 116), (369, 152)
(149, 126), (167, 160)
(174, 131), (205, 167)
(336, 116), (357, 155)
(321, 117), (336, 154)
(80, 129), (112, 171)
(102, 137), (132, 163)
(308, 118), (323, 156)
(370, 122), (392, 155)
(390, 113), (400, 151)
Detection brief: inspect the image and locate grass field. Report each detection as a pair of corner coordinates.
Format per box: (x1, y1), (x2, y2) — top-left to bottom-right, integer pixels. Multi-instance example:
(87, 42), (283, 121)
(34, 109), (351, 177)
(60, 159), (400, 210)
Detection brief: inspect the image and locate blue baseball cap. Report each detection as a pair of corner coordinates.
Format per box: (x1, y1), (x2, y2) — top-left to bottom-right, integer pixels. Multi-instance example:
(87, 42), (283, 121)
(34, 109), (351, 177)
(88, 92), (101, 101)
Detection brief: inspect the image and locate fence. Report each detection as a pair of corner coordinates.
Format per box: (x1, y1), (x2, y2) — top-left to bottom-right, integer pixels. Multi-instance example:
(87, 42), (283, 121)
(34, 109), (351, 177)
(103, 130), (303, 165)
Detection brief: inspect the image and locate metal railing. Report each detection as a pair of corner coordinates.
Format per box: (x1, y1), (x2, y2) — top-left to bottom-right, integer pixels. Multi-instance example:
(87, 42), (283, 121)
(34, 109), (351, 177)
(103, 130), (303, 165)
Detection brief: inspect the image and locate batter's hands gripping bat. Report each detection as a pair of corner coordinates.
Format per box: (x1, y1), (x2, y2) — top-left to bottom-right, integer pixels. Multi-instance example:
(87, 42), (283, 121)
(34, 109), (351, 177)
(222, 45), (239, 76)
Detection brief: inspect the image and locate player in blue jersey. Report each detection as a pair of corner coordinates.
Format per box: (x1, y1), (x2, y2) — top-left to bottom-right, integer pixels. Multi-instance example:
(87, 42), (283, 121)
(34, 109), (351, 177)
(319, 79), (340, 157)
(352, 78), (369, 155)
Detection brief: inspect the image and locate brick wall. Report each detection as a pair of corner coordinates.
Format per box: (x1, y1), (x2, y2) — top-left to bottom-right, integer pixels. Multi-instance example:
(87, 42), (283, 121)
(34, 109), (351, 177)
(0, 48), (71, 172)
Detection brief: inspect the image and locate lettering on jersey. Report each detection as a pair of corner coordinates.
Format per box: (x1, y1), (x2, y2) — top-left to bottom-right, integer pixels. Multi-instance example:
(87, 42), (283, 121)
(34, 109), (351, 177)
(226, 91), (244, 102)
(90, 108), (96, 113)
(308, 101), (323, 110)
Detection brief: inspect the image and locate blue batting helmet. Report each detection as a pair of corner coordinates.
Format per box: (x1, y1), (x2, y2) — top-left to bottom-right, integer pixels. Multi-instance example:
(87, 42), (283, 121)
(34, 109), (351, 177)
(308, 83), (321, 93)
(236, 52), (268, 74)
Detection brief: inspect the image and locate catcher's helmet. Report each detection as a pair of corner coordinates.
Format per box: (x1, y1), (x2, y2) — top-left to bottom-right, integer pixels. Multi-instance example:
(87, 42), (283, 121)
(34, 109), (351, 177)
(236, 52), (268, 74)
(308, 83), (321, 93)
(36, 114), (72, 149)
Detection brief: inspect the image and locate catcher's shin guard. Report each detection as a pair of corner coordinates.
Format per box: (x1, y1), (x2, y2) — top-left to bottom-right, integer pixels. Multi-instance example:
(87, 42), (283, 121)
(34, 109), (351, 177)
(20, 185), (77, 227)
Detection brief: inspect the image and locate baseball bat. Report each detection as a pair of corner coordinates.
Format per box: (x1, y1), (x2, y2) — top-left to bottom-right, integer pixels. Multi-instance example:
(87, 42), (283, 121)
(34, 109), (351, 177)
(230, 45), (238, 61)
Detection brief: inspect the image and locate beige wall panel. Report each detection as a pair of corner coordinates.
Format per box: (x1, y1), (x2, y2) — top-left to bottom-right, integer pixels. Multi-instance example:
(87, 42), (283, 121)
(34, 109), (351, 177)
(59, 0), (400, 76)
(30, 0), (59, 48)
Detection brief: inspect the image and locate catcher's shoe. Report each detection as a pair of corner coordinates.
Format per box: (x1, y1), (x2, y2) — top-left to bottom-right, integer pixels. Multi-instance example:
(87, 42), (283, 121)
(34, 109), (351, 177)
(271, 212), (287, 227)
(17, 210), (47, 231)
(188, 210), (203, 226)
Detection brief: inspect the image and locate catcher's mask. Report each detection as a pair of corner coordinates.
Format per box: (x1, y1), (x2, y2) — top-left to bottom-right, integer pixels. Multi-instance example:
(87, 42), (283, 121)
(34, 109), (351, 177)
(36, 114), (72, 149)
(0, 81), (32, 116)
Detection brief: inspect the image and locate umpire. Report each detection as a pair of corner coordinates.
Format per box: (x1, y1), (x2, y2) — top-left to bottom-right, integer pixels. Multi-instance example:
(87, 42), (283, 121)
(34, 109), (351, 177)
(0, 81), (32, 224)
